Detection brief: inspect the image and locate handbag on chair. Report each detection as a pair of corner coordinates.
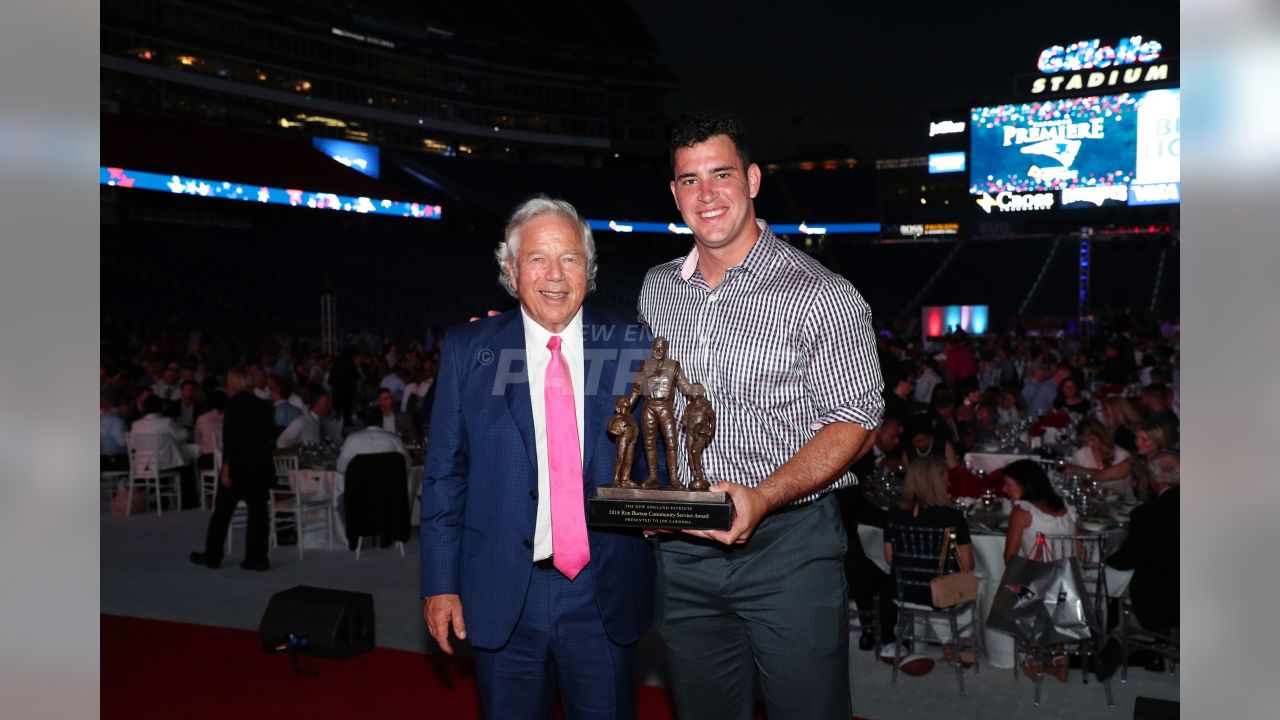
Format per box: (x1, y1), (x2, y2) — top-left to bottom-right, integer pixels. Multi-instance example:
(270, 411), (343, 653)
(930, 529), (978, 607)
(986, 534), (1101, 645)
(111, 481), (147, 516)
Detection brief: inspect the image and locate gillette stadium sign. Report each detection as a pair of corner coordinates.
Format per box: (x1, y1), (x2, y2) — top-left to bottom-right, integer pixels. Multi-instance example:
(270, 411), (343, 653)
(1016, 35), (1177, 98)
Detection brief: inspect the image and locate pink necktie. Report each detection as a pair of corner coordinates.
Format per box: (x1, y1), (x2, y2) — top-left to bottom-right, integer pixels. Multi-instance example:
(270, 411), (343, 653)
(545, 335), (589, 580)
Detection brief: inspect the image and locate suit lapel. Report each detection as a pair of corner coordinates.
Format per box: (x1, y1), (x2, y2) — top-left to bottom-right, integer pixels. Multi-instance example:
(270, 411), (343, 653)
(496, 312), (539, 471)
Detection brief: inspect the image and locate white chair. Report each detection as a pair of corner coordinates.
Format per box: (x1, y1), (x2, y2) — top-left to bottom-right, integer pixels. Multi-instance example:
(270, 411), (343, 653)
(271, 454), (334, 560)
(199, 430), (223, 510)
(126, 432), (182, 516)
(353, 536), (405, 561)
(344, 452), (410, 561)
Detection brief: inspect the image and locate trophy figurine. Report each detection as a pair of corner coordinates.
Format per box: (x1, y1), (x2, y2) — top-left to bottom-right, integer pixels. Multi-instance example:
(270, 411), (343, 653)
(606, 396), (640, 488)
(623, 336), (698, 490)
(589, 337), (732, 530)
(682, 384), (715, 492)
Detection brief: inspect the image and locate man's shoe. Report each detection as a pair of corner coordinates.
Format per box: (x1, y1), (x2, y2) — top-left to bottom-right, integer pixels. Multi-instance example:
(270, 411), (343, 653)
(240, 559), (270, 571)
(189, 552), (220, 569)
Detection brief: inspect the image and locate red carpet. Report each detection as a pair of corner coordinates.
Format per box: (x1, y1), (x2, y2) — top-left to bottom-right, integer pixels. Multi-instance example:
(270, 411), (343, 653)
(102, 614), (868, 719)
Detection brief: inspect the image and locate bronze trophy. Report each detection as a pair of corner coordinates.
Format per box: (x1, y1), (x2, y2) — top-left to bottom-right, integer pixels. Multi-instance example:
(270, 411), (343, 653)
(588, 337), (733, 530)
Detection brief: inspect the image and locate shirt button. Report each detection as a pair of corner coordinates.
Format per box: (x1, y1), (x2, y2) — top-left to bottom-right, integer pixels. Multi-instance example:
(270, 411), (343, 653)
(700, 336), (708, 345)
(708, 293), (717, 302)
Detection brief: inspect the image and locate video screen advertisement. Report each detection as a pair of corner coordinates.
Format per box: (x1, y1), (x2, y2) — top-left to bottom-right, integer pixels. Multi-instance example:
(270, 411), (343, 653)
(968, 88), (1179, 209)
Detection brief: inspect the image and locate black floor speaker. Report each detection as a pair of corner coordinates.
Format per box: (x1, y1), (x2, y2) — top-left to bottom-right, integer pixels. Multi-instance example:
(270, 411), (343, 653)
(1133, 696), (1179, 719)
(258, 585), (375, 659)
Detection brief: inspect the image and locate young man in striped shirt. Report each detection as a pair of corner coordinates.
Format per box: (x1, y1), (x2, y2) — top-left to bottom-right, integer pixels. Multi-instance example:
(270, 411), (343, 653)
(638, 112), (884, 720)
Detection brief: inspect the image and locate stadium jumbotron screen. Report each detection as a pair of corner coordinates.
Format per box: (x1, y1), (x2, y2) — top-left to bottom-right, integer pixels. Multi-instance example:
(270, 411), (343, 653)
(968, 89), (1179, 207)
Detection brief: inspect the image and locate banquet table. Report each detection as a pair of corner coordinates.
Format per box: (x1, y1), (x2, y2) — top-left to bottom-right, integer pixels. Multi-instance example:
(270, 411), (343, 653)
(856, 524), (1134, 669)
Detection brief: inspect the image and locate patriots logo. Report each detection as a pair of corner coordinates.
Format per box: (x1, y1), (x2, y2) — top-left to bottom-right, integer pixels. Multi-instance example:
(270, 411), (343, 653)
(1020, 139), (1082, 167)
(1006, 584), (1039, 609)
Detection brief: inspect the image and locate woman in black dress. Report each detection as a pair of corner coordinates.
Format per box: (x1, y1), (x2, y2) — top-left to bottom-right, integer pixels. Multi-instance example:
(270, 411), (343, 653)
(884, 456), (974, 664)
(190, 365), (277, 571)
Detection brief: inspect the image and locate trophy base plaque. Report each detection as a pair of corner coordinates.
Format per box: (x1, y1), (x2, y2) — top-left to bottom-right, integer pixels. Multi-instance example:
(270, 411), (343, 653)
(588, 486), (733, 531)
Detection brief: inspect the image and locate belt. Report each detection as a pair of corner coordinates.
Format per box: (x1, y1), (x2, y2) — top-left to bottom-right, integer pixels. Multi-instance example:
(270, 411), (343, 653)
(772, 497), (820, 515)
(533, 556), (556, 570)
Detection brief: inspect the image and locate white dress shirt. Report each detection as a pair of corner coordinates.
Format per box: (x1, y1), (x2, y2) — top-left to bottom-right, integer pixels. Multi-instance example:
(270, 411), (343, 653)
(336, 427), (412, 478)
(914, 368), (942, 405)
(277, 412), (321, 448)
(521, 307), (585, 563)
(401, 378), (434, 413)
(129, 413), (190, 470)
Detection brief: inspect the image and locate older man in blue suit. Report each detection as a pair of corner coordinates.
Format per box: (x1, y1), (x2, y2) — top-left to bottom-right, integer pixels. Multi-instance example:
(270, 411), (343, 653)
(421, 196), (655, 720)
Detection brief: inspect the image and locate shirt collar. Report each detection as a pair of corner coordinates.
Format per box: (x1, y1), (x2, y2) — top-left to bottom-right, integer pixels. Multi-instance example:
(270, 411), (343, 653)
(679, 219), (776, 284)
(519, 305), (584, 354)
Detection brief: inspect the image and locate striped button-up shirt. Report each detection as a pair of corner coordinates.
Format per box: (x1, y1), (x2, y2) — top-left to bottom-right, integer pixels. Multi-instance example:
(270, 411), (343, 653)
(637, 221), (884, 502)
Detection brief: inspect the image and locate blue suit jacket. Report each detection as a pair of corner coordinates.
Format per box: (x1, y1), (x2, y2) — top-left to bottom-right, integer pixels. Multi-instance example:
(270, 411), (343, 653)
(420, 305), (656, 649)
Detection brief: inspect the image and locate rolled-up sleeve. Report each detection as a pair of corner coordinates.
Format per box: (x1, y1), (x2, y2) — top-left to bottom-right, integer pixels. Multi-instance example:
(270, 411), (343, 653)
(803, 278), (885, 432)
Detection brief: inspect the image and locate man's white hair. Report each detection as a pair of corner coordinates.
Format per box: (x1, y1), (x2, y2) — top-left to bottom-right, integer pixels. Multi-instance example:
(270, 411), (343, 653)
(1148, 450), (1180, 488)
(495, 195), (597, 298)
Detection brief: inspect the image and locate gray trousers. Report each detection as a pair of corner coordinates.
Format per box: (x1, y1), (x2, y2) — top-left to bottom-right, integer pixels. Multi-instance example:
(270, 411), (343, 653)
(655, 493), (850, 720)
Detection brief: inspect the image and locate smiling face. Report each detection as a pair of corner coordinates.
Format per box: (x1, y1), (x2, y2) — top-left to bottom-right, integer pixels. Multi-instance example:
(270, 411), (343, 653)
(507, 213), (588, 334)
(670, 134), (762, 259)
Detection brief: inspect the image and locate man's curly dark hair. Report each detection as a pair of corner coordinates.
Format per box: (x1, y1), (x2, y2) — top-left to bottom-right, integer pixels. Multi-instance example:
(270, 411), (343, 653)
(669, 111), (751, 170)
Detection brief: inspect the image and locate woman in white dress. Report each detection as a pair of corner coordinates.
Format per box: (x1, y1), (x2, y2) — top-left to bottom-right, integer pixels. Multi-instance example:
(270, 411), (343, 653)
(1061, 418), (1134, 502)
(1001, 459), (1079, 681)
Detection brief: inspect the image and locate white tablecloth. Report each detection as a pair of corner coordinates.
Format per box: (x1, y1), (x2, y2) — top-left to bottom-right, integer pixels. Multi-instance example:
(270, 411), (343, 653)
(857, 525), (1134, 668)
(964, 452), (1038, 474)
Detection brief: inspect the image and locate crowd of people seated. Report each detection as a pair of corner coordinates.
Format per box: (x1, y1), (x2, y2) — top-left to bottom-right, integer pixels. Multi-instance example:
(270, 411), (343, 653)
(101, 335), (441, 462)
(838, 311), (1180, 675)
(104, 311), (1179, 660)
(103, 332), (443, 572)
